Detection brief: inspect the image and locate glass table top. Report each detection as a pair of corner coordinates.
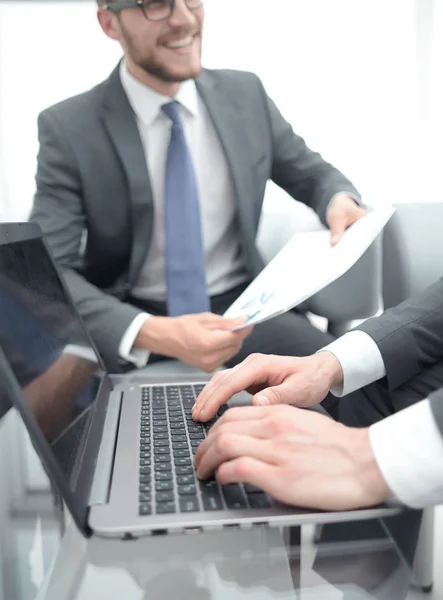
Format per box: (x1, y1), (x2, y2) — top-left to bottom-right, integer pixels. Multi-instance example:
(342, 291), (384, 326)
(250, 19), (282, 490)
(0, 411), (420, 600)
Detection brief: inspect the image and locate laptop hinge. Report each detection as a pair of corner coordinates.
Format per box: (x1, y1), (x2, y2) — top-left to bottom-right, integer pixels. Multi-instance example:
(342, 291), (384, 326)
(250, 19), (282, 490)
(89, 390), (122, 506)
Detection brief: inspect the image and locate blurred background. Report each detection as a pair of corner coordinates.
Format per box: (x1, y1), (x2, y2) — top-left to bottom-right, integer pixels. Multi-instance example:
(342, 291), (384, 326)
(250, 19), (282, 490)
(0, 0), (442, 223)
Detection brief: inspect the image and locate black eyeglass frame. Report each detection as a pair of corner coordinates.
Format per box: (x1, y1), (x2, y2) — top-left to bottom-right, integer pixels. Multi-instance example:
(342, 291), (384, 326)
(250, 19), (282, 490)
(103, 0), (206, 21)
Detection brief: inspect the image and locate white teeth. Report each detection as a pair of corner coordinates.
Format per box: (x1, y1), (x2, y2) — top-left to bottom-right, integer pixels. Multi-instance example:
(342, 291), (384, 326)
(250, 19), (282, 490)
(165, 36), (193, 49)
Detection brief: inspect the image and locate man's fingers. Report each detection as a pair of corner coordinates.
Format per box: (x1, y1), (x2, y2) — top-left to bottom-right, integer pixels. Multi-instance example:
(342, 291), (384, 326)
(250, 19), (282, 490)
(195, 434), (278, 480)
(327, 214), (346, 246)
(201, 406), (277, 439)
(192, 355), (271, 422)
(216, 457), (279, 497)
(202, 314), (249, 330)
(252, 379), (301, 407)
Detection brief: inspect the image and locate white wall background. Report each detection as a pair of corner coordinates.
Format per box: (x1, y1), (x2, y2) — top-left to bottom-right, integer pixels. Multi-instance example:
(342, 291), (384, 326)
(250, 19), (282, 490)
(0, 0), (440, 222)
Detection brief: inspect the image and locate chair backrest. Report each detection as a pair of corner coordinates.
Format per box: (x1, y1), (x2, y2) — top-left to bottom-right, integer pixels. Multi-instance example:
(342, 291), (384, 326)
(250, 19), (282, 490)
(256, 202), (382, 324)
(382, 203), (443, 309)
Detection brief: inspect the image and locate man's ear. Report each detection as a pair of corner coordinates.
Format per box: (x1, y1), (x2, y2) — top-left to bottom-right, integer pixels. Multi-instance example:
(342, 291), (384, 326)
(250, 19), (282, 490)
(97, 8), (121, 41)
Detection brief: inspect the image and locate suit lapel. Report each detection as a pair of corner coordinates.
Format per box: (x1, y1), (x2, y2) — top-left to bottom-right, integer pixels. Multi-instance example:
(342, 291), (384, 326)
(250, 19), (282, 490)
(100, 66), (154, 285)
(196, 72), (258, 248)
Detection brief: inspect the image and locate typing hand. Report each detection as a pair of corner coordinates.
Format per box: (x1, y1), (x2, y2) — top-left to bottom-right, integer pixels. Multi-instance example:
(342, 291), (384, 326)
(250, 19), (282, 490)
(327, 194), (368, 246)
(138, 313), (253, 373)
(194, 405), (390, 510)
(192, 351), (343, 422)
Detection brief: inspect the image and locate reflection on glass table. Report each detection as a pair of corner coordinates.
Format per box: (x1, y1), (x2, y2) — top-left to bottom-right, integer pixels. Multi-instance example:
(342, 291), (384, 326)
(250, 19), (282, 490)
(39, 510), (419, 600)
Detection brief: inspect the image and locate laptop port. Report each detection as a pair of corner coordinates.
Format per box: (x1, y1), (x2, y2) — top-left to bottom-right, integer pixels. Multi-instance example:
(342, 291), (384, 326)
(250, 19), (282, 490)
(184, 526), (202, 534)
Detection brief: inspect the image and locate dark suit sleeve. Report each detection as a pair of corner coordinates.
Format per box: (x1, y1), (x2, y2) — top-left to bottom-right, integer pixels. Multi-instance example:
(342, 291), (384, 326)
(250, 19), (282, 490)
(355, 278), (443, 390)
(30, 110), (143, 372)
(258, 80), (361, 223)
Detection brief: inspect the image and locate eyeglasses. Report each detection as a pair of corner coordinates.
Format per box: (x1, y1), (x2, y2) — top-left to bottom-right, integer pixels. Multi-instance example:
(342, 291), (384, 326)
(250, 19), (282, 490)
(103, 0), (207, 22)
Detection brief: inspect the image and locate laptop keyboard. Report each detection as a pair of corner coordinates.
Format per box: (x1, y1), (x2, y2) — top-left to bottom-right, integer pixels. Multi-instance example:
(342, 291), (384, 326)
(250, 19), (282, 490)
(138, 384), (272, 516)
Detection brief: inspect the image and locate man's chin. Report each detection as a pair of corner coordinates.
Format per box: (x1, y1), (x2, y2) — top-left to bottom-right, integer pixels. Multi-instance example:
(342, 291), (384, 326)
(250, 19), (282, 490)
(154, 63), (202, 83)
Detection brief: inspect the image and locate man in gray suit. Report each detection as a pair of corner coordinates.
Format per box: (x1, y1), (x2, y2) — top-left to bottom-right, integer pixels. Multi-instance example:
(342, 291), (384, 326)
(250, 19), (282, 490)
(31, 0), (366, 375)
(193, 278), (443, 509)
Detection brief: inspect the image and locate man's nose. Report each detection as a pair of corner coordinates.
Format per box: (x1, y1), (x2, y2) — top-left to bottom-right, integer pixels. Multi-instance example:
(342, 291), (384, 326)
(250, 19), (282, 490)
(168, 0), (197, 27)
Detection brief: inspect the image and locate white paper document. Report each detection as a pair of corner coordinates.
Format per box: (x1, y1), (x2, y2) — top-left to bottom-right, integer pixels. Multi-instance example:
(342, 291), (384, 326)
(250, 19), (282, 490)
(224, 207), (395, 329)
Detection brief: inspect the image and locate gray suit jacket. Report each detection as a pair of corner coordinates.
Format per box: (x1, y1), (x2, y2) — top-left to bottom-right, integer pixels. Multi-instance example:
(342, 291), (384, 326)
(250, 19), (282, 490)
(356, 278), (443, 437)
(31, 65), (360, 372)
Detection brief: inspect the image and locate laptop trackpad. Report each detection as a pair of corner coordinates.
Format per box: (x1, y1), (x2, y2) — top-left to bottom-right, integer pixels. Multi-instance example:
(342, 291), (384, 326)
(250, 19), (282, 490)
(227, 390), (253, 408)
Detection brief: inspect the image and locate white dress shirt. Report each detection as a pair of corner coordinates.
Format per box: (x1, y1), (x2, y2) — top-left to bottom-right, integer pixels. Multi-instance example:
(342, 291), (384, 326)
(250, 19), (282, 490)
(118, 62), (248, 365)
(323, 332), (443, 508)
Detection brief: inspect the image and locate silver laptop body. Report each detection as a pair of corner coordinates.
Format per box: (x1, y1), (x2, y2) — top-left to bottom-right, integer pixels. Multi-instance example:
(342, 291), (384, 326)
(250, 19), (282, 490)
(0, 223), (399, 539)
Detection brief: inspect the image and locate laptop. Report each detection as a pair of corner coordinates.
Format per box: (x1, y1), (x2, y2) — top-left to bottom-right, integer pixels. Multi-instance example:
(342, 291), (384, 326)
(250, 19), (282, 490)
(0, 222), (399, 538)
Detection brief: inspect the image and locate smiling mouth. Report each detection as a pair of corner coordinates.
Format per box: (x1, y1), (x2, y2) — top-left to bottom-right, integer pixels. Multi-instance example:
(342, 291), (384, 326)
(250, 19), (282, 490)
(164, 35), (195, 50)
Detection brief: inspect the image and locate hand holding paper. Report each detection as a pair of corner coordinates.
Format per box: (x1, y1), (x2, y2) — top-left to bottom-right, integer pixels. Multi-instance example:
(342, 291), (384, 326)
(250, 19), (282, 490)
(224, 207), (394, 329)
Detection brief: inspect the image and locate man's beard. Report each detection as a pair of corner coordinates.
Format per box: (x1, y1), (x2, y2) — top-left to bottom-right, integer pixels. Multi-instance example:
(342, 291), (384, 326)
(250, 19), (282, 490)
(121, 23), (202, 82)
(137, 54), (201, 82)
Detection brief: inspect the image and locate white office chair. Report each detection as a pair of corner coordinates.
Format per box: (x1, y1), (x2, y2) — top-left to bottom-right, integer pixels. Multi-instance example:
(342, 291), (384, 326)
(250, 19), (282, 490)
(382, 202), (443, 593)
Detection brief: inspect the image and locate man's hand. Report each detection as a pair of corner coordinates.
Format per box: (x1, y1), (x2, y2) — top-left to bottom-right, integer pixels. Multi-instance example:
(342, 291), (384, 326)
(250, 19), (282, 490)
(192, 351), (343, 422)
(194, 405), (391, 511)
(135, 313), (253, 372)
(327, 194), (368, 245)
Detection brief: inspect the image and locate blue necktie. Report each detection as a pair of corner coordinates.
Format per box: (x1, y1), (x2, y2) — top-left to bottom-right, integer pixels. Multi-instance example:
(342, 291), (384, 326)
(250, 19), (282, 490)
(162, 101), (210, 316)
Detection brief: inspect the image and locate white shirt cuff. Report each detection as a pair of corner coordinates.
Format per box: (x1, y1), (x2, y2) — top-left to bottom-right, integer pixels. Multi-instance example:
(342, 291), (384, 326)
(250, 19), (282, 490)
(321, 331), (386, 397)
(369, 399), (443, 508)
(118, 313), (151, 368)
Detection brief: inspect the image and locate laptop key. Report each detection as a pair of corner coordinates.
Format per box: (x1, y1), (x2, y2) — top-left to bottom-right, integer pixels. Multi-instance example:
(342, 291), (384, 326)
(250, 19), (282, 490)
(139, 493), (152, 502)
(153, 426), (168, 434)
(171, 435), (187, 443)
(155, 471), (173, 481)
(156, 491), (174, 503)
(139, 474), (151, 483)
(201, 491), (223, 511)
(189, 432), (205, 440)
(248, 493), (272, 509)
(170, 424), (186, 432)
(187, 425), (204, 433)
(140, 458), (151, 466)
(176, 466), (194, 475)
(154, 440), (170, 447)
(199, 479), (217, 490)
(222, 485), (248, 509)
(156, 502), (176, 514)
(175, 458), (192, 467)
(154, 454), (171, 463)
(156, 481), (173, 492)
(140, 452), (151, 459)
(139, 466), (151, 474)
(172, 442), (188, 450)
(139, 483), (151, 493)
(178, 484), (197, 495)
(155, 463), (172, 472)
(139, 504), (152, 516)
(176, 474), (195, 485)
(244, 484), (263, 494)
(173, 449), (190, 458)
(154, 432), (169, 440)
(180, 497), (200, 512)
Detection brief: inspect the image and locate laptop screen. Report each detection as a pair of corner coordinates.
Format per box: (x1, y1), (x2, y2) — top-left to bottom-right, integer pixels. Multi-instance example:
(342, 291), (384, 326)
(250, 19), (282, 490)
(0, 232), (105, 505)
